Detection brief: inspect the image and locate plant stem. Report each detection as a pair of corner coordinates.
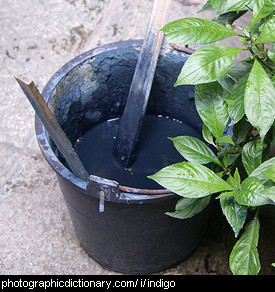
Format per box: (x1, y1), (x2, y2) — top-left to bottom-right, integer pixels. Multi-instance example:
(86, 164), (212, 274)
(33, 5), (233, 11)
(244, 4), (253, 12)
(257, 57), (274, 75)
(243, 124), (253, 146)
(220, 149), (241, 155)
(248, 47), (274, 75)
(255, 207), (260, 219)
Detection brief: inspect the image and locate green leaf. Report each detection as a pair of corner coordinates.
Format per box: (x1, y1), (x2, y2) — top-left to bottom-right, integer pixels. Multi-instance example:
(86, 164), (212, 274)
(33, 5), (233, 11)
(229, 216), (261, 275)
(242, 139), (266, 176)
(254, 14), (275, 44)
(195, 82), (229, 138)
(166, 196), (211, 219)
(262, 164), (275, 182)
(216, 135), (235, 145)
(247, 0), (257, 9)
(198, 0), (213, 13)
(233, 167), (241, 188)
(244, 60), (275, 140)
(202, 123), (215, 146)
(222, 154), (230, 169)
(251, 0), (275, 27)
(223, 153), (240, 168)
(175, 45), (242, 85)
(268, 48), (275, 62)
(250, 157), (275, 186)
(234, 177), (272, 206)
(225, 168), (241, 190)
(225, 74), (249, 125)
(227, 60), (254, 80)
(211, 0), (249, 15)
(217, 74), (235, 93)
(161, 18), (238, 45)
(213, 10), (248, 25)
(233, 118), (250, 143)
(220, 196), (248, 237)
(169, 136), (222, 166)
(148, 162), (234, 198)
(261, 186), (275, 202)
(217, 191), (234, 198)
(227, 174), (237, 188)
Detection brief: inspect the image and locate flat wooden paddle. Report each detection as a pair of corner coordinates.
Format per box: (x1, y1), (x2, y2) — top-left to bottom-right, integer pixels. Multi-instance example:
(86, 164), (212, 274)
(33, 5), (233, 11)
(113, 0), (171, 168)
(14, 73), (89, 181)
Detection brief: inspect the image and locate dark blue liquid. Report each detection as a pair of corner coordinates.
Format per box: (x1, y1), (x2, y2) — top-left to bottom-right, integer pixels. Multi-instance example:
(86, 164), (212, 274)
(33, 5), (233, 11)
(74, 115), (202, 189)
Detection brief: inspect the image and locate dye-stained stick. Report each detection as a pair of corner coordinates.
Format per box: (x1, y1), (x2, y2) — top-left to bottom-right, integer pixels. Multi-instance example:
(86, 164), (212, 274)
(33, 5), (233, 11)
(113, 0), (171, 168)
(14, 73), (89, 181)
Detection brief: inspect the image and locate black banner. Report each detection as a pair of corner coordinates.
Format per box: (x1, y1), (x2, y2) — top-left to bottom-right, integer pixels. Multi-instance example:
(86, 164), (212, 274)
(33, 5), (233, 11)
(0, 274), (266, 290)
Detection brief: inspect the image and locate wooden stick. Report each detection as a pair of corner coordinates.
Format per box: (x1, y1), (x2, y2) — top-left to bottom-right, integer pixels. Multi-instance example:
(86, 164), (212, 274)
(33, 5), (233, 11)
(113, 0), (171, 168)
(14, 73), (89, 181)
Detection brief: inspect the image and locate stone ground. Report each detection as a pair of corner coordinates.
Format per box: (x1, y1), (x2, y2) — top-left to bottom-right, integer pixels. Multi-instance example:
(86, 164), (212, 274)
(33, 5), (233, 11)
(0, 0), (274, 275)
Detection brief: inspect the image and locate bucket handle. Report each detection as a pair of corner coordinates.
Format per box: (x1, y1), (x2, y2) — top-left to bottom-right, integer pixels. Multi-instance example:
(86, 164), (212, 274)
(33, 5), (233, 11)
(87, 175), (172, 212)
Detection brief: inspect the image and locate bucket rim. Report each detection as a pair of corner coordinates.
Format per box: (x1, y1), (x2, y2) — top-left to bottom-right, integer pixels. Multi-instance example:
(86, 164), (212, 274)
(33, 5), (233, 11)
(35, 40), (179, 202)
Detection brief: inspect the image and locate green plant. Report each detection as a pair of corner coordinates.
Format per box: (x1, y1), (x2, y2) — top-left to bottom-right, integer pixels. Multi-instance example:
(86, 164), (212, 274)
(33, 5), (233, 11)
(148, 0), (275, 275)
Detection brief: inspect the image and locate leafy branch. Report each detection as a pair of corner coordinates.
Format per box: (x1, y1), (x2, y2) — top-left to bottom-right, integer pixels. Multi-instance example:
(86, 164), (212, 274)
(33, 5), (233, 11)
(149, 0), (275, 275)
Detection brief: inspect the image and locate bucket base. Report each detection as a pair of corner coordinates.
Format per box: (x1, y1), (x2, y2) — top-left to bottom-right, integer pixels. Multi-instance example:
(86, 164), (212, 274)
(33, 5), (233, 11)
(81, 242), (202, 275)
(60, 180), (210, 275)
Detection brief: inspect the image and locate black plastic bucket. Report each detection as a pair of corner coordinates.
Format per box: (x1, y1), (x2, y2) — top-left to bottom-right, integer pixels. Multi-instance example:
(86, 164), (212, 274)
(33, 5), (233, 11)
(35, 40), (210, 274)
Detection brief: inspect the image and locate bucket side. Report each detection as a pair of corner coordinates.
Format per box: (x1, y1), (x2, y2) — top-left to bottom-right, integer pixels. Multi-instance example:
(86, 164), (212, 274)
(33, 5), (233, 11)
(57, 175), (209, 274)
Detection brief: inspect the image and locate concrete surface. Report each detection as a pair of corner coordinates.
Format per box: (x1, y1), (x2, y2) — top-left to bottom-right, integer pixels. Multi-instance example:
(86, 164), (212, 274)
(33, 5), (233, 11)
(0, 0), (274, 275)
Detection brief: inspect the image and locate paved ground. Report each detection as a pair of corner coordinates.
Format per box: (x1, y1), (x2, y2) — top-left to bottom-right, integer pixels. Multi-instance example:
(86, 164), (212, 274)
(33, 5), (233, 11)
(0, 0), (274, 275)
